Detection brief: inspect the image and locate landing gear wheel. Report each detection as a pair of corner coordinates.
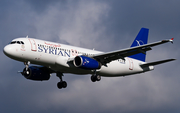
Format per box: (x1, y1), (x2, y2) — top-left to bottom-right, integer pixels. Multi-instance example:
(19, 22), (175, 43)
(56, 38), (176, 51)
(96, 75), (101, 81)
(22, 61), (30, 76)
(91, 75), (101, 82)
(56, 73), (67, 89)
(62, 81), (67, 88)
(57, 82), (63, 89)
(57, 81), (67, 89)
(91, 75), (96, 82)
(22, 68), (30, 76)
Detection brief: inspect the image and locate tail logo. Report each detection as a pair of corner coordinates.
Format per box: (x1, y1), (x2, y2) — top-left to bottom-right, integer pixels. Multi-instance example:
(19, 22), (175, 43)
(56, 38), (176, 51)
(136, 40), (144, 46)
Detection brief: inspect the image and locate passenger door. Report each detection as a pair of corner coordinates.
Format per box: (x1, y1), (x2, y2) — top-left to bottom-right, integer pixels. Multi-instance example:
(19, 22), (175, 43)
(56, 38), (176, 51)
(28, 38), (37, 51)
(127, 58), (133, 70)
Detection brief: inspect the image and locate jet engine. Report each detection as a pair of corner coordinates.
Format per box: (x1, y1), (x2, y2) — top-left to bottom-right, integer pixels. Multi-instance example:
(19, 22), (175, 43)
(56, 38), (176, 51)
(73, 56), (101, 70)
(21, 66), (50, 81)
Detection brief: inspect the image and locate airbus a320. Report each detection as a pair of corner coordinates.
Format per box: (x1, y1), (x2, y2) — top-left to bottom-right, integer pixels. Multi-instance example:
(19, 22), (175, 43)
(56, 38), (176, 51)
(3, 28), (175, 89)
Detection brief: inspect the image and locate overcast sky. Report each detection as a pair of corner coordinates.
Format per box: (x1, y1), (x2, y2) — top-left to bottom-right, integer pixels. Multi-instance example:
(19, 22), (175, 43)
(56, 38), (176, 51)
(0, 0), (180, 113)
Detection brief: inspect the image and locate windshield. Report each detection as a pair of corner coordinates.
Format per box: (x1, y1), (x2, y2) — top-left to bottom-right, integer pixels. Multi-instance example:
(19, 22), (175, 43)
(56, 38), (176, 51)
(10, 41), (24, 44)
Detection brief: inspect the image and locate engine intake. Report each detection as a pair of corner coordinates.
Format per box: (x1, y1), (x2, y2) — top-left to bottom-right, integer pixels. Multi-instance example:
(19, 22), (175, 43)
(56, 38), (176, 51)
(73, 56), (101, 70)
(22, 66), (50, 81)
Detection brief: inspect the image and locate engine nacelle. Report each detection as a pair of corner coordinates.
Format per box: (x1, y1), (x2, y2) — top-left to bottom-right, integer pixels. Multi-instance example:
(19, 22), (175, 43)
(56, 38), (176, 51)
(22, 66), (50, 81)
(73, 56), (101, 70)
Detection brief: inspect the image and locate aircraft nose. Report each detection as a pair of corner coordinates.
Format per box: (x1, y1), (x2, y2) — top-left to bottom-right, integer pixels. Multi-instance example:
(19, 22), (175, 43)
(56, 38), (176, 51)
(3, 45), (13, 56)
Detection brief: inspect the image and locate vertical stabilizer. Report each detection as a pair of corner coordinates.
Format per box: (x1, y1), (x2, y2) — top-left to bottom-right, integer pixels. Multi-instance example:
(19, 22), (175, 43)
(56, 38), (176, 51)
(129, 28), (149, 62)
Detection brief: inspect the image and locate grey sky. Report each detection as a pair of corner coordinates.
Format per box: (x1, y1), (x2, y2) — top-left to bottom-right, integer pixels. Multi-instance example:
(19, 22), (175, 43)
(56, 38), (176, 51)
(0, 0), (179, 113)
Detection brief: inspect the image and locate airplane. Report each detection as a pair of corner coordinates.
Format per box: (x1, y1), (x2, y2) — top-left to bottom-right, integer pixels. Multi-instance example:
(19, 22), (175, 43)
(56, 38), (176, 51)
(3, 28), (175, 89)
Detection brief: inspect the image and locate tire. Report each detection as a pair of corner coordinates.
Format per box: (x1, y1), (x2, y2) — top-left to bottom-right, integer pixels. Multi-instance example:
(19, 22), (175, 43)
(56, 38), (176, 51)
(91, 75), (96, 82)
(62, 81), (67, 88)
(57, 82), (63, 89)
(96, 75), (101, 81)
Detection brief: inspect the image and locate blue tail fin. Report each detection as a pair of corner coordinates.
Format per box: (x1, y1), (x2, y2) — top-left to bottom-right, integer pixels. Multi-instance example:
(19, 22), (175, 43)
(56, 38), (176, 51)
(129, 28), (149, 62)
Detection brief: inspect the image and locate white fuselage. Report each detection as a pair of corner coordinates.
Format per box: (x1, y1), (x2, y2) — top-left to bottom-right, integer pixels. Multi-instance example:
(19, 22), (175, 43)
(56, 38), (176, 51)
(4, 38), (152, 77)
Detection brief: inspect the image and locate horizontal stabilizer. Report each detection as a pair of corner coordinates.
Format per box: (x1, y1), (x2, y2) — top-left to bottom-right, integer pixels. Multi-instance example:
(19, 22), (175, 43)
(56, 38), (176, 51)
(140, 59), (176, 67)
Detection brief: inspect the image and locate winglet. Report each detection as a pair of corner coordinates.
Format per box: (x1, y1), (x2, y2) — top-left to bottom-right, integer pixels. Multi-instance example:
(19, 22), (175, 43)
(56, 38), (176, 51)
(170, 38), (174, 44)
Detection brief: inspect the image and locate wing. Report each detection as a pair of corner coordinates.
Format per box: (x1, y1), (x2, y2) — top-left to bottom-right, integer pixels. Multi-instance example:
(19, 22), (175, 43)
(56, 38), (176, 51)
(93, 38), (174, 65)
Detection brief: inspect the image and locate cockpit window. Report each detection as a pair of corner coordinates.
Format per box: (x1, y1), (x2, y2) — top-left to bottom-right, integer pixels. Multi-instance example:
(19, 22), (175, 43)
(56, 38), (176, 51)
(17, 41), (20, 44)
(10, 41), (24, 45)
(10, 41), (16, 44)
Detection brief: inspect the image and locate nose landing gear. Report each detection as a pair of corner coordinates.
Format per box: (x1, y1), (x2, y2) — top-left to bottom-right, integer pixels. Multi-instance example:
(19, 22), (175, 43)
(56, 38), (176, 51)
(22, 61), (30, 75)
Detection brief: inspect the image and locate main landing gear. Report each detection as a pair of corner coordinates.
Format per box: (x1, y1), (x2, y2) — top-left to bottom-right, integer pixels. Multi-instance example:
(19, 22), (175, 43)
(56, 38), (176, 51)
(56, 73), (67, 89)
(91, 70), (101, 82)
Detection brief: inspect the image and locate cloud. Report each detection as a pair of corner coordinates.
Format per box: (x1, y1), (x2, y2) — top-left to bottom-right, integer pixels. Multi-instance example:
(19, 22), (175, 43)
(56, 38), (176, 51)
(32, 0), (111, 51)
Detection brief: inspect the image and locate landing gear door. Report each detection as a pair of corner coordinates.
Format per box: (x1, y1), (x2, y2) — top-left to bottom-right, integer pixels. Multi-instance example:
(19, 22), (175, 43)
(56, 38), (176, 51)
(28, 38), (37, 51)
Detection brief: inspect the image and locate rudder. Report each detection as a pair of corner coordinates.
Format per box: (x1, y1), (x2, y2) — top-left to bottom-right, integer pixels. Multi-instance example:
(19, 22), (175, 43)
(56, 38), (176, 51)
(129, 28), (149, 62)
